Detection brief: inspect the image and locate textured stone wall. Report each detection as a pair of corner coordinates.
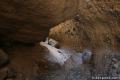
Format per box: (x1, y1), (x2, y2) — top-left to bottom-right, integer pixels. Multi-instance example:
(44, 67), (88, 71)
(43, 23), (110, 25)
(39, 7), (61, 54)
(0, 0), (119, 43)
(0, 0), (78, 43)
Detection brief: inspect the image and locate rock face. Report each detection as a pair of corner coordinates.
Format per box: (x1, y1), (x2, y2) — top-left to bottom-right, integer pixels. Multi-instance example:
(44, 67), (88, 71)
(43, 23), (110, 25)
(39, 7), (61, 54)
(0, 0), (78, 43)
(78, 0), (120, 23)
(0, 0), (119, 43)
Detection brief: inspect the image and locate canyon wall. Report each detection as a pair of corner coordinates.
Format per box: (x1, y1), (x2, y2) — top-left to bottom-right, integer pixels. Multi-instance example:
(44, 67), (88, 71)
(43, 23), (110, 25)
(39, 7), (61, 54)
(0, 0), (78, 43)
(0, 0), (119, 44)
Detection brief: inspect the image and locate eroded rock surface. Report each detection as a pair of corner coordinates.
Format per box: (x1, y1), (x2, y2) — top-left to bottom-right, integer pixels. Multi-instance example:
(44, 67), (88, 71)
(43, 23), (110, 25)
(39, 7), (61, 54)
(0, 0), (119, 43)
(0, 0), (78, 43)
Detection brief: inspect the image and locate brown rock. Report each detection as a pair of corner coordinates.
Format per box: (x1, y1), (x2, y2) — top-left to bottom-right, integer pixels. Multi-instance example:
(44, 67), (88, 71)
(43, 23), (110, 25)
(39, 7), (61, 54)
(0, 0), (78, 43)
(78, 0), (120, 20)
(0, 0), (119, 43)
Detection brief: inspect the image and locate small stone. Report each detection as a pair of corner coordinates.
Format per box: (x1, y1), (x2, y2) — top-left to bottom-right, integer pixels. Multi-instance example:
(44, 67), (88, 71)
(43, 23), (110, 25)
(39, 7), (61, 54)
(112, 58), (118, 62)
(114, 64), (118, 68)
(113, 62), (120, 68)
